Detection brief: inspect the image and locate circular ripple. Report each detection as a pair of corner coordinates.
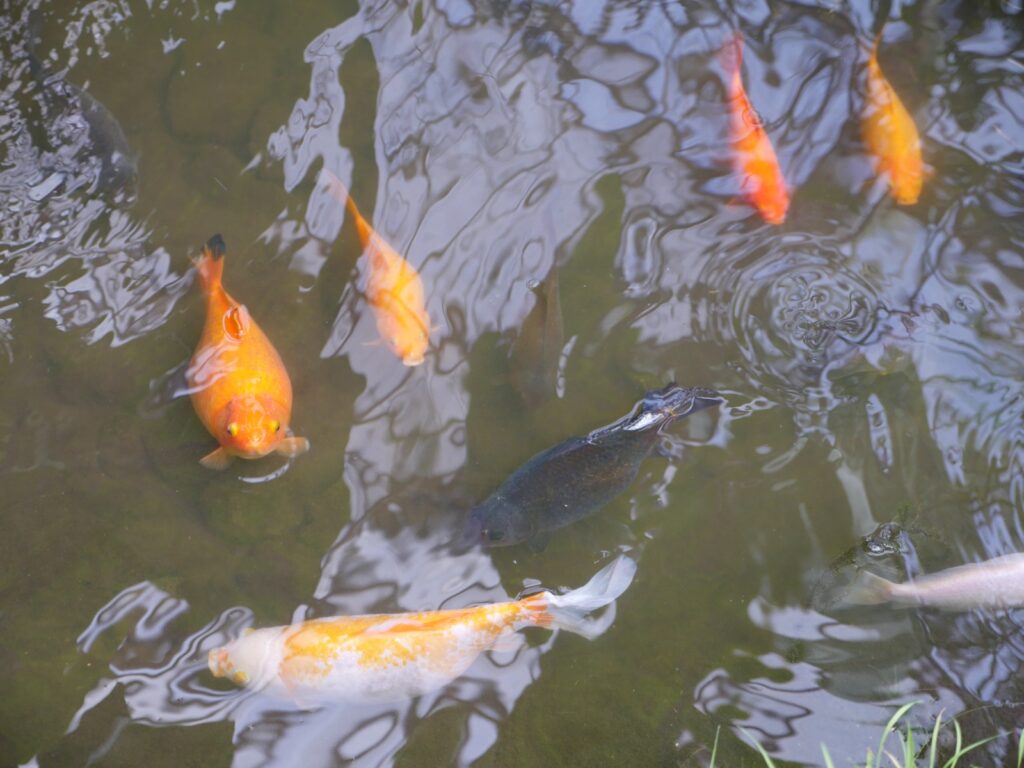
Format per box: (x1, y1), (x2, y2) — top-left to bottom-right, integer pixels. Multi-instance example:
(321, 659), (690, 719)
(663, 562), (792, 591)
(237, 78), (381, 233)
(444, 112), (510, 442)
(698, 239), (882, 404)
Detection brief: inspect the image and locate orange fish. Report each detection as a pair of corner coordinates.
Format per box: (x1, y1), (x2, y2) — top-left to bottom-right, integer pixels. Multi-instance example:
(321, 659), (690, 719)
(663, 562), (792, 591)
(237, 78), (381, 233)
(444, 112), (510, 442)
(187, 235), (309, 469)
(323, 170), (430, 366)
(861, 36), (924, 205)
(722, 33), (789, 225)
(209, 556), (636, 703)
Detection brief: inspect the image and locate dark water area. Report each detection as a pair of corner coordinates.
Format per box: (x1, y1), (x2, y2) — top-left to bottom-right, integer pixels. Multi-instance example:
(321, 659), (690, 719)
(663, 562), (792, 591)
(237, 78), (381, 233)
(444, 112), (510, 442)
(0, 0), (1022, 765)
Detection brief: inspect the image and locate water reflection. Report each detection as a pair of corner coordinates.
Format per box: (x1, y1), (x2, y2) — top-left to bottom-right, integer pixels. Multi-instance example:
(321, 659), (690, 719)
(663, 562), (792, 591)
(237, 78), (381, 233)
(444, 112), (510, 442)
(65, 496), (571, 767)
(2, 0), (1023, 766)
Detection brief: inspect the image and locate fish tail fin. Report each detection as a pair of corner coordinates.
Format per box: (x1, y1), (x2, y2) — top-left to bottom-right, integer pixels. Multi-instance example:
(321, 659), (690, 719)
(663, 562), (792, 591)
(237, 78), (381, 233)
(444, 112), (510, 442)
(846, 569), (896, 605)
(321, 167), (371, 241)
(194, 234), (226, 295)
(719, 31), (743, 82)
(864, 28), (883, 65)
(524, 556), (637, 640)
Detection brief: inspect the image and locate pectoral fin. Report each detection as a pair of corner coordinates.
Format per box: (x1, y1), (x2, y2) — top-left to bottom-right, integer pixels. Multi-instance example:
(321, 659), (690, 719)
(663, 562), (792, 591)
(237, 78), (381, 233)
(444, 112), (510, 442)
(527, 530), (551, 553)
(200, 446), (233, 470)
(489, 631), (526, 655)
(276, 436), (310, 458)
(223, 304), (251, 341)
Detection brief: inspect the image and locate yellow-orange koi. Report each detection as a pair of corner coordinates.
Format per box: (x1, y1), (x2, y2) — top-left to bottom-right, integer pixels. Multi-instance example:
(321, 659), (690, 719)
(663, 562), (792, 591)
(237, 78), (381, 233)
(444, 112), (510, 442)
(209, 556), (636, 703)
(187, 235), (309, 469)
(722, 33), (789, 225)
(861, 36), (924, 205)
(323, 169), (430, 366)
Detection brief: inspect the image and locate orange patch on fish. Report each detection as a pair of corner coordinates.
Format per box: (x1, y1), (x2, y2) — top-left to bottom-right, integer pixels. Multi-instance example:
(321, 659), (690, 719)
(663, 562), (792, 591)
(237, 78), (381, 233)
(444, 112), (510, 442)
(281, 600), (534, 679)
(722, 33), (790, 225)
(861, 36), (924, 205)
(187, 235), (309, 469)
(208, 557), (635, 704)
(322, 169), (430, 366)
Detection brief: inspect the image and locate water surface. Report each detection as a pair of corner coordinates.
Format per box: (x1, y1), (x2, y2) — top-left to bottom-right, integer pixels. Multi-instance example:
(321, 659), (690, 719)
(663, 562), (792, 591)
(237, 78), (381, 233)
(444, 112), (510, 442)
(1, 0), (1023, 765)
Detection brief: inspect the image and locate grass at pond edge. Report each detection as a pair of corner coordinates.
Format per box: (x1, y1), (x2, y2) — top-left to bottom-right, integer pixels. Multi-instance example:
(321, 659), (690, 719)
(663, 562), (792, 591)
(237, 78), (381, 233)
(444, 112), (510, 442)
(705, 702), (1024, 768)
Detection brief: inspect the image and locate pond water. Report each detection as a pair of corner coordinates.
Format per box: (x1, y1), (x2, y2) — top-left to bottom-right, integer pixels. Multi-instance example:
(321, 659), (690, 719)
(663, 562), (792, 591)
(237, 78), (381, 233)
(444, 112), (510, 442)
(1, 0), (1023, 766)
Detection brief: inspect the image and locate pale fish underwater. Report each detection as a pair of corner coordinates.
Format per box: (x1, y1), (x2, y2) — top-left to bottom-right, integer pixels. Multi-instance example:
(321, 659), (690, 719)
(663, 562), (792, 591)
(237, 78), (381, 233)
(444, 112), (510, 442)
(209, 556), (637, 704)
(847, 553), (1024, 611)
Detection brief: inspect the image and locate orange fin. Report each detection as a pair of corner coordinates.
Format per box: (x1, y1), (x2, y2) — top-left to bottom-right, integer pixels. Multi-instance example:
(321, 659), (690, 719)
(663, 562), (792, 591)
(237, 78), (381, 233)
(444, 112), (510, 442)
(718, 30), (743, 78)
(223, 304), (251, 341)
(200, 446), (233, 470)
(276, 437), (310, 458)
(194, 234), (226, 294)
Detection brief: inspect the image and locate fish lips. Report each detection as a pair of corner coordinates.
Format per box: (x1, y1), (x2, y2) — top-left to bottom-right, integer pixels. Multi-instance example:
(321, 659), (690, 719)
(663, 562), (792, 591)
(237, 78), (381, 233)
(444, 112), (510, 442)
(687, 388), (724, 415)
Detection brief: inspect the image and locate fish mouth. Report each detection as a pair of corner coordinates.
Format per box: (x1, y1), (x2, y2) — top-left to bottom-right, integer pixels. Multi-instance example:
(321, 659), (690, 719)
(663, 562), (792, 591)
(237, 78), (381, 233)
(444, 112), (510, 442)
(653, 385), (723, 418)
(687, 388), (724, 414)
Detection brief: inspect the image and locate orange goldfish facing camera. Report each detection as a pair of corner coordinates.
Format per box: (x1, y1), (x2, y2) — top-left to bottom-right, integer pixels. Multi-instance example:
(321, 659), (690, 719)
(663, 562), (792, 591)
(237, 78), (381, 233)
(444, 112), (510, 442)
(322, 169), (430, 367)
(861, 35), (924, 205)
(722, 33), (789, 225)
(209, 556), (636, 704)
(187, 235), (309, 470)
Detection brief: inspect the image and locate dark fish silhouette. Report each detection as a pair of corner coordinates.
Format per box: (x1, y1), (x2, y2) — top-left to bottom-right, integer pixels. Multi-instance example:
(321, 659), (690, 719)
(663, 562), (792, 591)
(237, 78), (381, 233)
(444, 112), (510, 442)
(466, 384), (721, 549)
(509, 269), (563, 407)
(26, 9), (138, 204)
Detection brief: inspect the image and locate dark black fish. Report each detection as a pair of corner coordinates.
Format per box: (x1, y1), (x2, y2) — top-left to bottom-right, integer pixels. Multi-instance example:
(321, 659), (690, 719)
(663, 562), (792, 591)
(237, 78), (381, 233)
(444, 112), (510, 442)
(466, 384), (721, 549)
(26, 8), (138, 204)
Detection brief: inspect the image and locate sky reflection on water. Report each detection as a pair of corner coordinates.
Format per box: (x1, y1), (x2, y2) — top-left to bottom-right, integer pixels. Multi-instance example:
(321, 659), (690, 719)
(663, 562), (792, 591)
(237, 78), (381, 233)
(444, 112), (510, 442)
(1, 0), (1023, 766)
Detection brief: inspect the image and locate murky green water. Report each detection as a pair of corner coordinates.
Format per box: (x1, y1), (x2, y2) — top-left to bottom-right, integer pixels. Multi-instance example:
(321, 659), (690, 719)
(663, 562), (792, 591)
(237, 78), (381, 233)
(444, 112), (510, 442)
(1, 0), (1023, 765)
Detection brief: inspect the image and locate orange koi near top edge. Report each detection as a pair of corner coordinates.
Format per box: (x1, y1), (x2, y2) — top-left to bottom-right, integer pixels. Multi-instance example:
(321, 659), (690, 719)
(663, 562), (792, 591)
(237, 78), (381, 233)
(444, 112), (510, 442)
(722, 33), (790, 225)
(187, 235), (309, 470)
(323, 169), (430, 367)
(861, 35), (924, 205)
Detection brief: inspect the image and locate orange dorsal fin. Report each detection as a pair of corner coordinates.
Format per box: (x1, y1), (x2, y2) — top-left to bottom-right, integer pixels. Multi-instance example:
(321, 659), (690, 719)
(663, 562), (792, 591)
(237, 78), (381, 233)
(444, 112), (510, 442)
(223, 304), (251, 341)
(195, 234), (226, 295)
(322, 168), (375, 247)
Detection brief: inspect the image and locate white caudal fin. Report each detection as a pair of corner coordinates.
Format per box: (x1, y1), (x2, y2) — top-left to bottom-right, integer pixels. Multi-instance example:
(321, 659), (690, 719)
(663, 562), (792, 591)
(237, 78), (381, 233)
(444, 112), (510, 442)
(845, 569), (897, 606)
(543, 556), (637, 640)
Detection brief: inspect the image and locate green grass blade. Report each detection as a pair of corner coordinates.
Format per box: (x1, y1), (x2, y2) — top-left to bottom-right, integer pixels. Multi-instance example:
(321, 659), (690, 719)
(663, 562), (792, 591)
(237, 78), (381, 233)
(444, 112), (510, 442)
(942, 732), (1001, 768)
(709, 726), (720, 768)
(940, 719), (963, 768)
(903, 721), (915, 767)
(821, 743), (836, 768)
(739, 727), (776, 768)
(875, 701), (918, 768)
(1017, 727), (1024, 768)
(927, 711), (944, 768)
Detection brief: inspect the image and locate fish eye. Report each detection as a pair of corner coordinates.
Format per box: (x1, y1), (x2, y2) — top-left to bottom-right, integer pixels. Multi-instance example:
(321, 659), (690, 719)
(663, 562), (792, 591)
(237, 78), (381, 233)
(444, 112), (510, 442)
(227, 423), (239, 437)
(270, 420), (281, 433)
(485, 528), (505, 543)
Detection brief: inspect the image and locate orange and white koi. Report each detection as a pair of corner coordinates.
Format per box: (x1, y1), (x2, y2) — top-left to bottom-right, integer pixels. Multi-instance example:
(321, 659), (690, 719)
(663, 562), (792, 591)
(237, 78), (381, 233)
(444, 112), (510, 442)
(861, 36), (924, 205)
(322, 169), (430, 367)
(722, 33), (789, 225)
(209, 556), (636, 703)
(187, 235), (309, 470)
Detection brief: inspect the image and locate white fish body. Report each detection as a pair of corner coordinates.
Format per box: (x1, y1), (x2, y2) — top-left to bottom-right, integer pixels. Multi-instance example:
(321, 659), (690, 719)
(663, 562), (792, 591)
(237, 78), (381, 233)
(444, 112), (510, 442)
(848, 553), (1024, 611)
(209, 557), (637, 704)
